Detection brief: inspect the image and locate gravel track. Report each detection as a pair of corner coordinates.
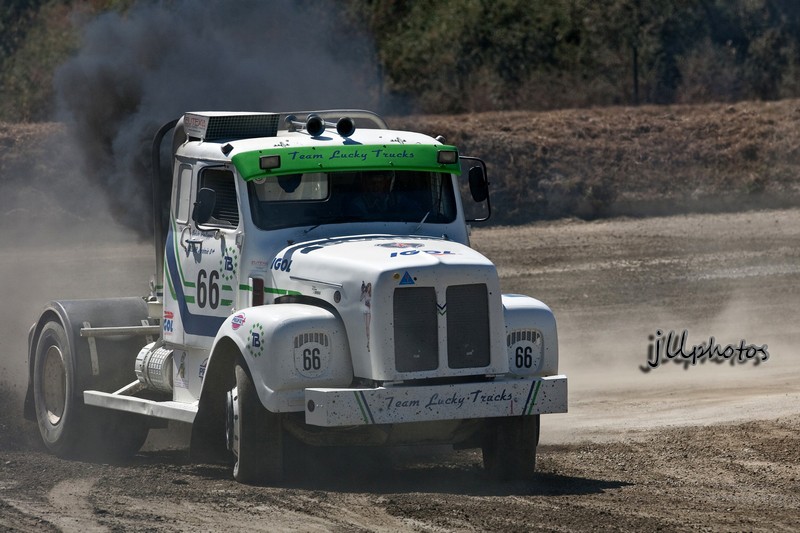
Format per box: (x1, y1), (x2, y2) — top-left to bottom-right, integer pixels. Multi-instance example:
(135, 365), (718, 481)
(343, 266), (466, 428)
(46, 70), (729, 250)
(1, 208), (798, 531)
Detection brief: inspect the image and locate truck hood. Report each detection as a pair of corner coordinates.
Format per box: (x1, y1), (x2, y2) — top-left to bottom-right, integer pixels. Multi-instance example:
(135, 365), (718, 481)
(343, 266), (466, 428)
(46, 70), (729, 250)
(268, 235), (495, 293)
(266, 234), (504, 380)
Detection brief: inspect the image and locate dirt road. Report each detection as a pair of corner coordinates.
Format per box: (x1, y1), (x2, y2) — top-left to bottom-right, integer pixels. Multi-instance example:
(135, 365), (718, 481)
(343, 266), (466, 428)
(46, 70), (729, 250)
(1, 208), (798, 531)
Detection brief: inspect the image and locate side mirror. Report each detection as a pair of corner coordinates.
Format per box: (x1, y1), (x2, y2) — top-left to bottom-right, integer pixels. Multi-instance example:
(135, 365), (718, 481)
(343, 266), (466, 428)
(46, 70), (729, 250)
(460, 156), (491, 222)
(468, 166), (489, 202)
(192, 187), (216, 225)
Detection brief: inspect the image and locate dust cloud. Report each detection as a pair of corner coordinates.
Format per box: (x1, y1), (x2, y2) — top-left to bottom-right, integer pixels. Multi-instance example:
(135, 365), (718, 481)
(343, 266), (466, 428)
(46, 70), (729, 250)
(54, 0), (380, 236)
(1, 0), (380, 400)
(469, 212), (800, 444)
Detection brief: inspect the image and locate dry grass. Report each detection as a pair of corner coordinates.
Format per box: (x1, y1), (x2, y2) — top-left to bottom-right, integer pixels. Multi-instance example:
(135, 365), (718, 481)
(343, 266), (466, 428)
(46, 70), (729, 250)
(395, 99), (800, 224)
(2, 100), (799, 228)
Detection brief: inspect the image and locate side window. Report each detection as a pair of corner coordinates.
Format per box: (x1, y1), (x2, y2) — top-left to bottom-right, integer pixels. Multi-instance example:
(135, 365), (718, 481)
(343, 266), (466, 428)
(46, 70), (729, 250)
(198, 168), (240, 227)
(175, 164), (193, 223)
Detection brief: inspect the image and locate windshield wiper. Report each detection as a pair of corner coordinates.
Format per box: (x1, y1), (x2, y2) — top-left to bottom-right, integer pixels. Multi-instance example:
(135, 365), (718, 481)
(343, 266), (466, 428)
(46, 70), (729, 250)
(303, 215), (366, 234)
(412, 211), (430, 234)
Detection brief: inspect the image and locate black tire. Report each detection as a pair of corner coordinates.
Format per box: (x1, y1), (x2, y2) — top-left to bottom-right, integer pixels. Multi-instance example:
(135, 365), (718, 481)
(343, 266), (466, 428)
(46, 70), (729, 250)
(227, 362), (284, 484)
(33, 320), (149, 460)
(482, 415), (540, 481)
(33, 321), (86, 457)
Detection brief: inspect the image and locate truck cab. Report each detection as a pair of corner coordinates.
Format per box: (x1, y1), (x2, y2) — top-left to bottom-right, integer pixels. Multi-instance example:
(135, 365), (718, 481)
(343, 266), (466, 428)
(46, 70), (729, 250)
(25, 110), (567, 483)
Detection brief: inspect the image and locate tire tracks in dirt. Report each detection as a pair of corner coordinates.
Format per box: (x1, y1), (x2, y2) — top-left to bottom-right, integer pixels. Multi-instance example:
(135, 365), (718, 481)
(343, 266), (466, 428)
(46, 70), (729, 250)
(0, 477), (106, 533)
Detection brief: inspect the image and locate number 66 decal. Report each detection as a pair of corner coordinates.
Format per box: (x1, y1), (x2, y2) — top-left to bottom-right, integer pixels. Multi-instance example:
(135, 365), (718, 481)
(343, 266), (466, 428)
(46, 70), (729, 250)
(294, 334), (330, 378)
(196, 269), (220, 309)
(509, 330), (542, 371)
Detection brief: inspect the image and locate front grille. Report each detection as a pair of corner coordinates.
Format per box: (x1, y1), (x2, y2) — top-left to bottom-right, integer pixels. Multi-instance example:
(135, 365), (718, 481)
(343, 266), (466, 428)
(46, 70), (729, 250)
(393, 283), (490, 373)
(446, 284), (490, 368)
(393, 287), (438, 372)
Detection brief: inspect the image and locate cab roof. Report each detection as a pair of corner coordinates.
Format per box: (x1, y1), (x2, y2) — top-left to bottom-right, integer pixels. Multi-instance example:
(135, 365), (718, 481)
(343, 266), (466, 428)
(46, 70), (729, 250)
(174, 110), (461, 178)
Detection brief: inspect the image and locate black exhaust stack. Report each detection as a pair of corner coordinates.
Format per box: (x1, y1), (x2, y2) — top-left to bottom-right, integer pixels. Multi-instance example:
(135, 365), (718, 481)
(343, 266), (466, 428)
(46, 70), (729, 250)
(151, 118), (179, 292)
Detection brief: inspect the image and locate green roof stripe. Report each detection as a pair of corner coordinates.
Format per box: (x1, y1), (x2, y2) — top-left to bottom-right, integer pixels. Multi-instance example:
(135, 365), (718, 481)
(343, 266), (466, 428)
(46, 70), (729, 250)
(232, 144), (461, 181)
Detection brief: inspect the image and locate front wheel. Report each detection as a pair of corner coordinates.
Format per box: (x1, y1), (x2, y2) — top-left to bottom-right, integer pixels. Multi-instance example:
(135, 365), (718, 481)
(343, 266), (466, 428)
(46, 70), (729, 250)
(226, 362), (284, 484)
(482, 415), (540, 481)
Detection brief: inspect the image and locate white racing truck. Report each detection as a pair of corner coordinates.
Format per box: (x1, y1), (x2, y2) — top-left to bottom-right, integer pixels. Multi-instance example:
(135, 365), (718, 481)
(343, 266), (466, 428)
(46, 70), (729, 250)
(24, 110), (567, 483)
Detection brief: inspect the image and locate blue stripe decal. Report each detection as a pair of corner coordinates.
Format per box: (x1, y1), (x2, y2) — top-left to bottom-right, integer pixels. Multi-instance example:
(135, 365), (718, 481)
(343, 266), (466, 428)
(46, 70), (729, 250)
(165, 226), (226, 336)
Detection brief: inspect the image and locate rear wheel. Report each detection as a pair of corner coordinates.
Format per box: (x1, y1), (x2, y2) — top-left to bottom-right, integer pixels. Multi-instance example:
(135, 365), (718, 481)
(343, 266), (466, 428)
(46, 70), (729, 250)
(33, 321), (85, 457)
(226, 362), (284, 484)
(482, 415), (540, 481)
(33, 320), (149, 459)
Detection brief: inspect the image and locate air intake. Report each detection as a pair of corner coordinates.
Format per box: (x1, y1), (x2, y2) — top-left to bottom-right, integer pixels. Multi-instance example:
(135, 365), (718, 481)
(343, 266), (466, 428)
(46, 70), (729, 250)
(447, 284), (490, 368)
(394, 287), (439, 372)
(135, 343), (174, 393)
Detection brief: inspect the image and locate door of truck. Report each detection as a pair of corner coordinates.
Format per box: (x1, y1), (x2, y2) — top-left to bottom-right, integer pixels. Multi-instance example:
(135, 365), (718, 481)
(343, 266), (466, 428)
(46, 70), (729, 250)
(163, 164), (241, 350)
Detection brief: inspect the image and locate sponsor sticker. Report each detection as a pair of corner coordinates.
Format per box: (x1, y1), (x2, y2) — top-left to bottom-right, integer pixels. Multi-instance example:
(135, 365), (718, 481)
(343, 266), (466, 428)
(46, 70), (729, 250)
(248, 323), (266, 357)
(399, 271), (415, 285)
(377, 242), (424, 249)
(163, 310), (174, 334)
(271, 257), (293, 272)
(231, 313), (246, 331)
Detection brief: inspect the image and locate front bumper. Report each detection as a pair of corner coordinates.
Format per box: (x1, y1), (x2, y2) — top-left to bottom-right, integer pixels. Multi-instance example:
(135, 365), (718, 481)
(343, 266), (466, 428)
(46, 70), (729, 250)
(304, 374), (567, 427)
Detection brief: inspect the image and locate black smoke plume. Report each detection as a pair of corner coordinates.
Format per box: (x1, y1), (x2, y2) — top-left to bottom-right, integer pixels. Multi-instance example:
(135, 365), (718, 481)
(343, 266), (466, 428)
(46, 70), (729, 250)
(54, 0), (379, 237)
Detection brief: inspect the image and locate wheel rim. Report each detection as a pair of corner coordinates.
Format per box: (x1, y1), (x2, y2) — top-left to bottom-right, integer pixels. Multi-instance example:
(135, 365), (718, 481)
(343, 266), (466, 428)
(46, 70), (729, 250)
(226, 386), (240, 456)
(42, 345), (67, 425)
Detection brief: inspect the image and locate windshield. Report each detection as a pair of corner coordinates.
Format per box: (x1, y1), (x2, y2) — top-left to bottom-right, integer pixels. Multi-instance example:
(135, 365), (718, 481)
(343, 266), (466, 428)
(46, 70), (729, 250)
(248, 170), (457, 230)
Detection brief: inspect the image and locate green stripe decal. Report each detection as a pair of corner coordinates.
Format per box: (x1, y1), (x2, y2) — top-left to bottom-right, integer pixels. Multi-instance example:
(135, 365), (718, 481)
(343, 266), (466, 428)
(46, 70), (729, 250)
(232, 144), (461, 181)
(221, 299), (233, 307)
(171, 218), (190, 288)
(265, 286), (302, 296)
(526, 381), (542, 415)
(354, 392), (371, 424)
(164, 263), (177, 299)
(222, 284), (233, 292)
(237, 284), (301, 296)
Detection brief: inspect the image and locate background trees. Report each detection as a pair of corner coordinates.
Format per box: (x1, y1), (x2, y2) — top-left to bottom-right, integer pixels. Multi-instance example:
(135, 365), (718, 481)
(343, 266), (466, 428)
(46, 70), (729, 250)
(3, 0), (800, 121)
